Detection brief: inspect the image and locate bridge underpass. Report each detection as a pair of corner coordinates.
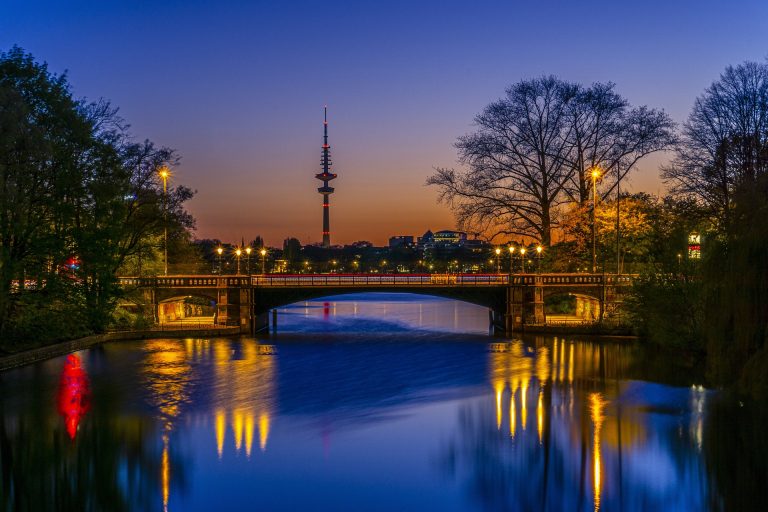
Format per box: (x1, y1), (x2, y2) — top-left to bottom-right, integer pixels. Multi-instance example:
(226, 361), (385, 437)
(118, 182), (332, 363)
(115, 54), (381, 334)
(118, 273), (634, 335)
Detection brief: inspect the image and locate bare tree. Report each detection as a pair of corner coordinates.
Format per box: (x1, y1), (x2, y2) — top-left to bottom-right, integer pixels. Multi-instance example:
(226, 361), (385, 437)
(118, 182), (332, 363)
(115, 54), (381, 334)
(428, 76), (577, 245)
(564, 83), (675, 204)
(429, 77), (675, 247)
(663, 60), (768, 227)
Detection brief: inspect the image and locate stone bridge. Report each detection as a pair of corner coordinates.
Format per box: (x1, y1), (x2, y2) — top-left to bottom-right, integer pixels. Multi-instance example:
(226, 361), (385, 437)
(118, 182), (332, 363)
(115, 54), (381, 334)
(118, 273), (635, 334)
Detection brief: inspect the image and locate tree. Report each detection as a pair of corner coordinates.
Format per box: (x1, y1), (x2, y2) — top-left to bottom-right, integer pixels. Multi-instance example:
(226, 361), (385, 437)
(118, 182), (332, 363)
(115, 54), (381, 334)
(663, 60), (768, 227)
(0, 47), (194, 344)
(429, 76), (577, 245)
(564, 83), (676, 206)
(428, 77), (675, 246)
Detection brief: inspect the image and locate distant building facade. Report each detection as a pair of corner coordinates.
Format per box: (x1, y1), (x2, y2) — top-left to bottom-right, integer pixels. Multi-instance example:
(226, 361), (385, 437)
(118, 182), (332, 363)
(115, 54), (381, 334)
(389, 236), (415, 249)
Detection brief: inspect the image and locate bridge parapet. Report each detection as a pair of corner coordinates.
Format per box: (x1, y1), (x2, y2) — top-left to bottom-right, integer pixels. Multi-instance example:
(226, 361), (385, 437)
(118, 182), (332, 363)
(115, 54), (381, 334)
(118, 273), (637, 289)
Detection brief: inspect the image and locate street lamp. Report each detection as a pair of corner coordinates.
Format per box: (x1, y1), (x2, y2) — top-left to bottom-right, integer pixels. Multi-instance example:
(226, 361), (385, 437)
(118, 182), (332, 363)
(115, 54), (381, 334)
(235, 248), (242, 274)
(536, 245), (543, 273)
(216, 247), (223, 273)
(591, 167), (601, 273)
(245, 247), (252, 274)
(520, 247), (526, 273)
(159, 167), (170, 276)
(260, 248), (267, 274)
(331, 260), (337, 273)
(508, 246), (515, 274)
(495, 247), (501, 273)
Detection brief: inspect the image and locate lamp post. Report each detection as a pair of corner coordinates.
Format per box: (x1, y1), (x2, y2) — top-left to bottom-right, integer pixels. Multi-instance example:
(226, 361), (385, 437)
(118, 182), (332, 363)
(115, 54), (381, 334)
(260, 248), (267, 274)
(591, 167), (601, 273)
(235, 248), (242, 275)
(216, 247), (223, 274)
(520, 247), (526, 273)
(508, 246), (515, 275)
(245, 247), (252, 275)
(495, 247), (501, 273)
(536, 245), (543, 273)
(159, 167), (169, 276)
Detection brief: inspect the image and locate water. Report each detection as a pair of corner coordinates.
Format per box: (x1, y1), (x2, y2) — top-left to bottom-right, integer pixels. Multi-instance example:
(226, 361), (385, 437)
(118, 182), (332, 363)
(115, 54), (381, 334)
(0, 293), (764, 511)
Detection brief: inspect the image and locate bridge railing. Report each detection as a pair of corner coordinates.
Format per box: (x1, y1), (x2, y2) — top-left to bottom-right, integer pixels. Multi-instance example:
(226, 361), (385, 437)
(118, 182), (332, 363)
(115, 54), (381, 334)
(117, 273), (638, 289)
(249, 273), (508, 287)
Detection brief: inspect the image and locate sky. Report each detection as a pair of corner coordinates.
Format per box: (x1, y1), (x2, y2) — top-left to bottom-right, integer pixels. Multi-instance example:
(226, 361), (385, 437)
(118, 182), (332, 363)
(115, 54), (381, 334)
(2, 0), (767, 246)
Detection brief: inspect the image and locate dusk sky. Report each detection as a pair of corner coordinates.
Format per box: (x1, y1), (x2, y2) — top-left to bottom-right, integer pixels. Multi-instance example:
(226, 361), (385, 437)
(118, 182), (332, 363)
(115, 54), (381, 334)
(3, 0), (767, 246)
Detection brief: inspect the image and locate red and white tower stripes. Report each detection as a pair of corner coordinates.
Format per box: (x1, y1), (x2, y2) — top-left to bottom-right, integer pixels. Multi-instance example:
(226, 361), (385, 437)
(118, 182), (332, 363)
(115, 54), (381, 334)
(315, 106), (337, 248)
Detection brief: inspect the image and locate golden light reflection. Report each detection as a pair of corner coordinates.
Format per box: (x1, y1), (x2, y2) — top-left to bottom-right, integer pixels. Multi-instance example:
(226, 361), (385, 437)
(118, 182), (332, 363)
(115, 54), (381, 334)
(521, 381), (528, 430)
(259, 413), (270, 452)
(216, 409), (226, 458)
(535, 346), (550, 384)
(568, 343), (574, 383)
(245, 414), (255, 457)
(537, 389), (543, 444)
(143, 340), (194, 511)
(559, 339), (566, 383)
(489, 342), (532, 435)
(161, 435), (170, 512)
(590, 392), (606, 512)
(234, 409), (244, 452)
(495, 380), (504, 430)
(213, 340), (276, 457)
(509, 394), (516, 439)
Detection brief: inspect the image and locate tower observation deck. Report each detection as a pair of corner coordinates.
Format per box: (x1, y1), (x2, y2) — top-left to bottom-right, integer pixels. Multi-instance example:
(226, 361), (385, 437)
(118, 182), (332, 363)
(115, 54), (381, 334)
(315, 106), (337, 248)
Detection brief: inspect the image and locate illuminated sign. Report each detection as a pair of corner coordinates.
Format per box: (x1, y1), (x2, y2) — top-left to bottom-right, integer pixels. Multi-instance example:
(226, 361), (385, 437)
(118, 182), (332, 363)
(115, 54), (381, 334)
(688, 233), (701, 259)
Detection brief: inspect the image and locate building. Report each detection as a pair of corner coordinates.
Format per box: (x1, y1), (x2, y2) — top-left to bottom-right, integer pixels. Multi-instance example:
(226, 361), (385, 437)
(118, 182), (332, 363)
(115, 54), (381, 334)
(433, 230), (467, 247)
(389, 236), (414, 249)
(315, 107), (337, 248)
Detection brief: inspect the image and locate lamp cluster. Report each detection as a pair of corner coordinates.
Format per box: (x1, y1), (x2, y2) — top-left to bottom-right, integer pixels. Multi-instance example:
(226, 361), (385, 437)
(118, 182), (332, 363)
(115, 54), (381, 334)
(214, 245), (268, 275)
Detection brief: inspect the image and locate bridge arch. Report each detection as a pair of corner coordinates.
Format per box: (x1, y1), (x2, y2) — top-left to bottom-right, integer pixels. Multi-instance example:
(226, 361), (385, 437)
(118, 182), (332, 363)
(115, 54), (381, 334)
(273, 291), (497, 333)
(252, 286), (507, 314)
(543, 291), (602, 322)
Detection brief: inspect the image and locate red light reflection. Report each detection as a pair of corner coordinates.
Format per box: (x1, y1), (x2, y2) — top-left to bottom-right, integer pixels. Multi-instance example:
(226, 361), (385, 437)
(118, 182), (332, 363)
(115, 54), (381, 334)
(57, 354), (91, 439)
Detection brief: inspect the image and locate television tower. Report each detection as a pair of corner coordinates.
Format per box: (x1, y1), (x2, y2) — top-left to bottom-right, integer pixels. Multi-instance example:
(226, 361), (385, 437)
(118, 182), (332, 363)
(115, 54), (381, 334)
(316, 106), (337, 248)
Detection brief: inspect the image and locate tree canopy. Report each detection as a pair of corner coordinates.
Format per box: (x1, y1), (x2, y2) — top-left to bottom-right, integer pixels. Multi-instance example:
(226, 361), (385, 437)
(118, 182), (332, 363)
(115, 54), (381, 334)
(0, 47), (194, 346)
(428, 76), (675, 245)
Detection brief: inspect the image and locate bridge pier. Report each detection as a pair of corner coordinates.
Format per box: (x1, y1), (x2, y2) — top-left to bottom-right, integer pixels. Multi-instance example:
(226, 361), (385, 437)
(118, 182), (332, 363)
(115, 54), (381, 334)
(505, 276), (547, 333)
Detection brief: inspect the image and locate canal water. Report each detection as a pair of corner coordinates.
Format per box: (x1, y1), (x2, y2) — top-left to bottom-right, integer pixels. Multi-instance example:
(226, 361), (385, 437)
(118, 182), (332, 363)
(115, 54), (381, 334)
(0, 293), (763, 511)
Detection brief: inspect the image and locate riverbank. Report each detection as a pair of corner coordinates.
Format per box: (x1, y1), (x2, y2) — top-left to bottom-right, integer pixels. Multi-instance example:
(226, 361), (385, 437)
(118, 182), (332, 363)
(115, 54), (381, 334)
(520, 323), (636, 337)
(0, 326), (240, 372)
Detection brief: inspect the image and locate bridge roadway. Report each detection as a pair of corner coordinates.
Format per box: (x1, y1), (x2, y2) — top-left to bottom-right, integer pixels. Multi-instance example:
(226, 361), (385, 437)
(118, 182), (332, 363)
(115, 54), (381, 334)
(118, 273), (634, 334)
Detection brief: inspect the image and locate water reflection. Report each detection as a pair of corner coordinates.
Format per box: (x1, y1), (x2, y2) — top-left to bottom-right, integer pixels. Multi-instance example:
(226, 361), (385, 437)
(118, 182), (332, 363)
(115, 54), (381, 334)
(57, 354), (91, 439)
(440, 338), (719, 511)
(1, 296), (767, 511)
(211, 340), (275, 457)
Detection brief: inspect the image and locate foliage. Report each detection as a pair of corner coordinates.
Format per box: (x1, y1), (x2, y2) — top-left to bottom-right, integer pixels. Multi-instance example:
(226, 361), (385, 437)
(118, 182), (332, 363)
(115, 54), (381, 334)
(559, 192), (706, 273)
(0, 47), (194, 348)
(625, 274), (704, 351)
(662, 59), (768, 398)
(702, 174), (768, 397)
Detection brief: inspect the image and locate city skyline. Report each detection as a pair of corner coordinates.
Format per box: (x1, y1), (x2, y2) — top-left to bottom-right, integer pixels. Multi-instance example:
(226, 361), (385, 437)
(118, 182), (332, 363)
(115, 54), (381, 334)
(3, 0), (767, 246)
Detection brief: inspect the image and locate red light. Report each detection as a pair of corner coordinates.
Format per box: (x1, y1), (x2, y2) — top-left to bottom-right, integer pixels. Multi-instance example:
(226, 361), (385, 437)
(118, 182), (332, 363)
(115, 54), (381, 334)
(57, 354), (91, 440)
